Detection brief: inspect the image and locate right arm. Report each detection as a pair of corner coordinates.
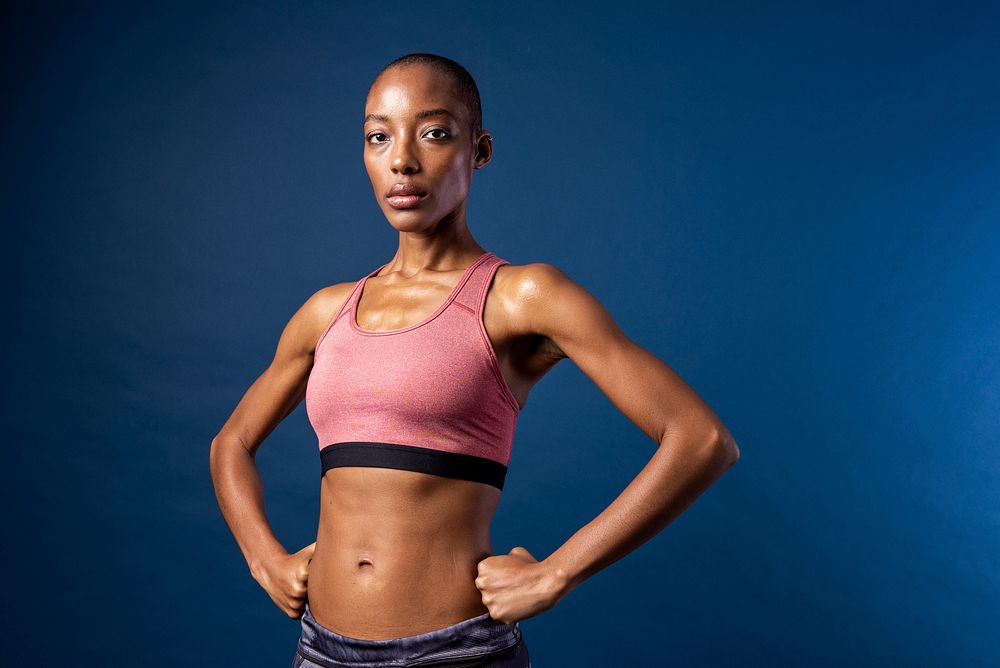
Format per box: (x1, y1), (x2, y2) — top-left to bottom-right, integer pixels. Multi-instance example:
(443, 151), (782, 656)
(208, 281), (352, 617)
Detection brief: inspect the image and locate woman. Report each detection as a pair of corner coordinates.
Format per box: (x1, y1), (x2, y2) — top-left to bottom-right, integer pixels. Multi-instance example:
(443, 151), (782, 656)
(210, 52), (740, 667)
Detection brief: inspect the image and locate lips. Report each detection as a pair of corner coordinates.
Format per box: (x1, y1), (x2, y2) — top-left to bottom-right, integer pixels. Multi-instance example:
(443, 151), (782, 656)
(386, 183), (428, 209)
(386, 183), (426, 197)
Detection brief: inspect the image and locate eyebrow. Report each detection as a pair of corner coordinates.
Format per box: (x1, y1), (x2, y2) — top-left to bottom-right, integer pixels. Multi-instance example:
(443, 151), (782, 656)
(363, 108), (459, 124)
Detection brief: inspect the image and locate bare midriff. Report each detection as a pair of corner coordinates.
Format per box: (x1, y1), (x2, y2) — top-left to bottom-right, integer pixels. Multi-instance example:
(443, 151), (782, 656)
(307, 466), (502, 640)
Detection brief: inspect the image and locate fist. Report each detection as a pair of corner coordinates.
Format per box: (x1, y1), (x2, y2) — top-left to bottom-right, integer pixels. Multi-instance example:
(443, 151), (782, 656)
(475, 546), (564, 624)
(253, 542), (316, 619)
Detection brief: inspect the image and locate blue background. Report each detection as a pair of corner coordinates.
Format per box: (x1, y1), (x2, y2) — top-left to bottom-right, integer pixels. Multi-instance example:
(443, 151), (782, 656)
(4, 1), (998, 665)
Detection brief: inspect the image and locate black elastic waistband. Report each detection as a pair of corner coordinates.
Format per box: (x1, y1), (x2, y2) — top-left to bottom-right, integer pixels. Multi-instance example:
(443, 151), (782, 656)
(319, 441), (507, 490)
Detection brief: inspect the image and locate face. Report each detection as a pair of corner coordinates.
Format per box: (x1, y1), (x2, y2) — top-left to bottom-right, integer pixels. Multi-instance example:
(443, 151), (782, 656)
(363, 63), (491, 229)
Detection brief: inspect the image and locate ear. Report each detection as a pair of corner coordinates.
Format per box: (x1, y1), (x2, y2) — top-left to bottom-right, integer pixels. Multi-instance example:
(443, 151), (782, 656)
(473, 131), (493, 169)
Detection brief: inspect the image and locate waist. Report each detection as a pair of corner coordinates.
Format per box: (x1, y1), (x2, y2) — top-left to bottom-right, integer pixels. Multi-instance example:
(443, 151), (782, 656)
(297, 600), (523, 665)
(307, 468), (500, 639)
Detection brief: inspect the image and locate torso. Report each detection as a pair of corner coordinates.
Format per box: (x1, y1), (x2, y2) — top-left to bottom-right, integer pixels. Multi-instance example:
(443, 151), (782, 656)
(306, 255), (562, 639)
(307, 469), (500, 638)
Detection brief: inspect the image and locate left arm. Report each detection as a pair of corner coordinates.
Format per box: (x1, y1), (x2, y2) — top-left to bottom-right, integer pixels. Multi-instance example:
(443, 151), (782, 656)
(475, 263), (740, 622)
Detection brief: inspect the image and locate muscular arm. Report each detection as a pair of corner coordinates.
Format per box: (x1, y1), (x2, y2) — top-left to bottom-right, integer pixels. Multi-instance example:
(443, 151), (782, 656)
(520, 263), (741, 597)
(208, 283), (351, 579)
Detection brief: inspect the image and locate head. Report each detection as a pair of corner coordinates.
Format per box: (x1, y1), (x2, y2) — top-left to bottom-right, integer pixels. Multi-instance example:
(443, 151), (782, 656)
(363, 53), (492, 231)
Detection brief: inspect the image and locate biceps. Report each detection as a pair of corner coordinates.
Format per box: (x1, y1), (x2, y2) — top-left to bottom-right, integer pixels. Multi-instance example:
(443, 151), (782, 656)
(550, 308), (714, 444)
(568, 331), (667, 430)
(219, 351), (313, 456)
(524, 263), (716, 441)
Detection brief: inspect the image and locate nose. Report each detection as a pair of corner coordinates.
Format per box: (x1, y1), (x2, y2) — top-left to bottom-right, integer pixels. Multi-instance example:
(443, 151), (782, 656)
(390, 136), (420, 174)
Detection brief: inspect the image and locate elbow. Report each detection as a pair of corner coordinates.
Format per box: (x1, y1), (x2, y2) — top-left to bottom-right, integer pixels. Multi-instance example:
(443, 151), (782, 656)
(208, 434), (247, 479)
(660, 421), (740, 469)
(209, 436), (225, 479)
(696, 426), (740, 470)
(713, 431), (740, 469)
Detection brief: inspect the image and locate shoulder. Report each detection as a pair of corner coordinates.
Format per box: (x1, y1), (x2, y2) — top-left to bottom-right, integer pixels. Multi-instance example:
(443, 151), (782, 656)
(304, 280), (358, 319)
(275, 279), (359, 358)
(492, 261), (574, 301)
(302, 278), (359, 332)
(493, 261), (615, 339)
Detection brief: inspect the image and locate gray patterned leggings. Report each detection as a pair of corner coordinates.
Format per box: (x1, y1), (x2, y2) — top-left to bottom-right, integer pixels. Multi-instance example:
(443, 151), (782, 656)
(292, 602), (532, 667)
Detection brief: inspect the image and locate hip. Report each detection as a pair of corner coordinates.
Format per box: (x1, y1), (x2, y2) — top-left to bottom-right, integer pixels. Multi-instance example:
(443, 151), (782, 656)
(292, 601), (531, 668)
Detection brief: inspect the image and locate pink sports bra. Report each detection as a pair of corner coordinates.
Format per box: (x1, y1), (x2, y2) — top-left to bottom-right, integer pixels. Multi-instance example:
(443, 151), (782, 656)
(305, 251), (521, 490)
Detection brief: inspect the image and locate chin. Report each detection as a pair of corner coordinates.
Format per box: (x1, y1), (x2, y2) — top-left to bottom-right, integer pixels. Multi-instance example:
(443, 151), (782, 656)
(384, 212), (434, 231)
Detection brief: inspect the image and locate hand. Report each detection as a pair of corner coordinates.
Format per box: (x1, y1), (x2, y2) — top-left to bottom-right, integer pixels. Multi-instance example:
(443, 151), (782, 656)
(251, 542), (316, 619)
(474, 546), (566, 624)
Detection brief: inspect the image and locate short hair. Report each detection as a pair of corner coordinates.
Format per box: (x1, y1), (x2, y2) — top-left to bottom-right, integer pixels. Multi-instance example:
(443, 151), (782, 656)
(371, 53), (483, 136)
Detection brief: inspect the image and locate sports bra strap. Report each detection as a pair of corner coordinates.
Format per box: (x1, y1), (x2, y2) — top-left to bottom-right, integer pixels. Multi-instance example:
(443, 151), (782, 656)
(331, 270), (373, 326)
(453, 253), (507, 312)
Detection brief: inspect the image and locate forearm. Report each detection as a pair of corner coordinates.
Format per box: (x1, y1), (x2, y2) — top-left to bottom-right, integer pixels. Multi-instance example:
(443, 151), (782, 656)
(543, 430), (739, 597)
(209, 437), (288, 578)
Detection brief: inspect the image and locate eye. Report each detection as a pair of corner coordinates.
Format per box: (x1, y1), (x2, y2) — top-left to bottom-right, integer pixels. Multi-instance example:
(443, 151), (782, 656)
(425, 128), (451, 140)
(367, 132), (387, 144)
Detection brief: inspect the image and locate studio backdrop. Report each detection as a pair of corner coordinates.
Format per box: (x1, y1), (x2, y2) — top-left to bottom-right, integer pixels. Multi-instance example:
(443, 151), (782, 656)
(4, 1), (998, 666)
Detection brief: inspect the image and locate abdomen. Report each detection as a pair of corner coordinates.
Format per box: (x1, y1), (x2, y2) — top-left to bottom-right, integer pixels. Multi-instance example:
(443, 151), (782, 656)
(307, 467), (502, 640)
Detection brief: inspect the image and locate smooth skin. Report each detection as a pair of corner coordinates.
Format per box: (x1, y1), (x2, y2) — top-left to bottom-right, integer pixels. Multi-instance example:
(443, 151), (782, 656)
(209, 62), (739, 639)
